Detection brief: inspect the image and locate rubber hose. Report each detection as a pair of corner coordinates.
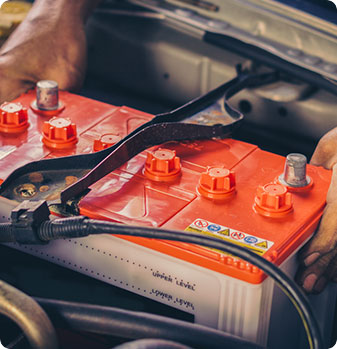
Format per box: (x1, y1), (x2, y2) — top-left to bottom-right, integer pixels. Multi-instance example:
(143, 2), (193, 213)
(0, 281), (58, 349)
(35, 297), (261, 349)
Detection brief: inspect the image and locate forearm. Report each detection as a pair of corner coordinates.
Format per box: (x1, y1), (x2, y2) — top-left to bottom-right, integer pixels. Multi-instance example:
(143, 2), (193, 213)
(1, 0), (103, 55)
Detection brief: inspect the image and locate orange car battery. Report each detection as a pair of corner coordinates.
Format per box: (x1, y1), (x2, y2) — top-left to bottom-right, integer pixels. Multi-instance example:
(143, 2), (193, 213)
(0, 87), (335, 349)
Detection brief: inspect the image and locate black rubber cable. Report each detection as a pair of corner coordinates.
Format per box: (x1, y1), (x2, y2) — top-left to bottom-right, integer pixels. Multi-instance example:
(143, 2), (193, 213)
(35, 297), (261, 349)
(0, 280), (58, 349)
(37, 216), (322, 349)
(0, 223), (14, 242)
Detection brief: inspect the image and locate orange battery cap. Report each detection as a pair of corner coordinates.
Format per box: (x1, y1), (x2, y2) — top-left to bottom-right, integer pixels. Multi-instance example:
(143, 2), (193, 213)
(254, 182), (293, 217)
(144, 148), (181, 182)
(197, 167), (236, 200)
(93, 134), (122, 152)
(42, 116), (77, 149)
(0, 102), (29, 133)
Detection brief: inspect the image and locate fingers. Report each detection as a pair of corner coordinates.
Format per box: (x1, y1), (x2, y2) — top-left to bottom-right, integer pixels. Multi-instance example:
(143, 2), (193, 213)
(297, 202), (337, 293)
(310, 127), (337, 170)
(302, 201), (337, 258)
(297, 165), (337, 293)
(0, 55), (35, 103)
(297, 248), (337, 293)
(0, 75), (33, 104)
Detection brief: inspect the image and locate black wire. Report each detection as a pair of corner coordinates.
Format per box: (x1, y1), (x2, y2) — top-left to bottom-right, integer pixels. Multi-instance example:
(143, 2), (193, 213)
(38, 217), (323, 349)
(35, 297), (261, 349)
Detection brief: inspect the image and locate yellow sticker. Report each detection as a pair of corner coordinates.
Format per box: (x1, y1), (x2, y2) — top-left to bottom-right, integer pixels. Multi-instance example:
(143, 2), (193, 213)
(185, 218), (274, 256)
(255, 241), (268, 249)
(220, 229), (230, 236)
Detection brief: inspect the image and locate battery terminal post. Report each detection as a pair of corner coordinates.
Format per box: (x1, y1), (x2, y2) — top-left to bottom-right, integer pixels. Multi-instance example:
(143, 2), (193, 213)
(31, 80), (65, 116)
(278, 153), (313, 192)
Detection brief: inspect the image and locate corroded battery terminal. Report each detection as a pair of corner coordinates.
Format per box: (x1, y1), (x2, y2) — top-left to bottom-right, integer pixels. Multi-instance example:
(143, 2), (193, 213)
(278, 153), (312, 190)
(31, 80), (65, 116)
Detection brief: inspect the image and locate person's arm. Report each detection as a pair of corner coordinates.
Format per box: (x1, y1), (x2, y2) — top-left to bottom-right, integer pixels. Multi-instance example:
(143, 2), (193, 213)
(297, 127), (337, 293)
(0, 0), (102, 103)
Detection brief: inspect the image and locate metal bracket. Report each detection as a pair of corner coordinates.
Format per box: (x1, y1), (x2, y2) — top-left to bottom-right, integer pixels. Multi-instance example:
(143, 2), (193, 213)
(0, 71), (278, 210)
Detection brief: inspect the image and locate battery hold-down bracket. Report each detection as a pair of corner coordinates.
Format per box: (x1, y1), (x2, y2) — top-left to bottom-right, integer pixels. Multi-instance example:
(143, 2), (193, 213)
(0, 69), (278, 213)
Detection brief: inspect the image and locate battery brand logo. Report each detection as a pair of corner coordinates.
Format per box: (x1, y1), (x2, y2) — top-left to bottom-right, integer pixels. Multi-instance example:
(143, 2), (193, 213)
(207, 224), (221, 232)
(231, 231), (245, 240)
(194, 219), (208, 228)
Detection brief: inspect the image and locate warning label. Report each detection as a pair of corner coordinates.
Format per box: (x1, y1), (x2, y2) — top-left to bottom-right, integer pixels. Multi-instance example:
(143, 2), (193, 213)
(231, 231), (245, 240)
(194, 219), (208, 229)
(185, 218), (274, 256)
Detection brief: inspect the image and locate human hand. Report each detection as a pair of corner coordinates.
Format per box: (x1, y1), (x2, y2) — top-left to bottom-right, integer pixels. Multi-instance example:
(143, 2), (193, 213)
(0, 0), (101, 104)
(0, 57), (35, 103)
(297, 127), (337, 293)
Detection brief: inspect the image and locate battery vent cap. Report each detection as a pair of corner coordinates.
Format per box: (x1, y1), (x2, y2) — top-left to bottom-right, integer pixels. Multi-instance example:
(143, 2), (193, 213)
(93, 134), (121, 152)
(198, 167), (236, 200)
(144, 148), (181, 182)
(254, 183), (293, 217)
(0, 102), (29, 133)
(42, 116), (77, 149)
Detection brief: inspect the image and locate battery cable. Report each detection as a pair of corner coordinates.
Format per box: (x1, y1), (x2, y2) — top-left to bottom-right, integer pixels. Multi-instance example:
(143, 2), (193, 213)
(0, 209), (323, 349)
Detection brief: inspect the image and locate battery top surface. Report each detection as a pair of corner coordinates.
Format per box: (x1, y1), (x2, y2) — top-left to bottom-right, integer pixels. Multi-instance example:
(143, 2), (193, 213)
(0, 90), (331, 284)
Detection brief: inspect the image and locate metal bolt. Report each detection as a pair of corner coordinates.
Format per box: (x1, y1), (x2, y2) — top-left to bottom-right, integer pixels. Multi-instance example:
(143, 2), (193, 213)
(14, 183), (37, 198)
(279, 153), (311, 187)
(36, 80), (59, 111)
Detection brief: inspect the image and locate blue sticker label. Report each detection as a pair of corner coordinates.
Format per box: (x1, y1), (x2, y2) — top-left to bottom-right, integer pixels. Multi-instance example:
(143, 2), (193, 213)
(244, 236), (258, 244)
(207, 224), (221, 232)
